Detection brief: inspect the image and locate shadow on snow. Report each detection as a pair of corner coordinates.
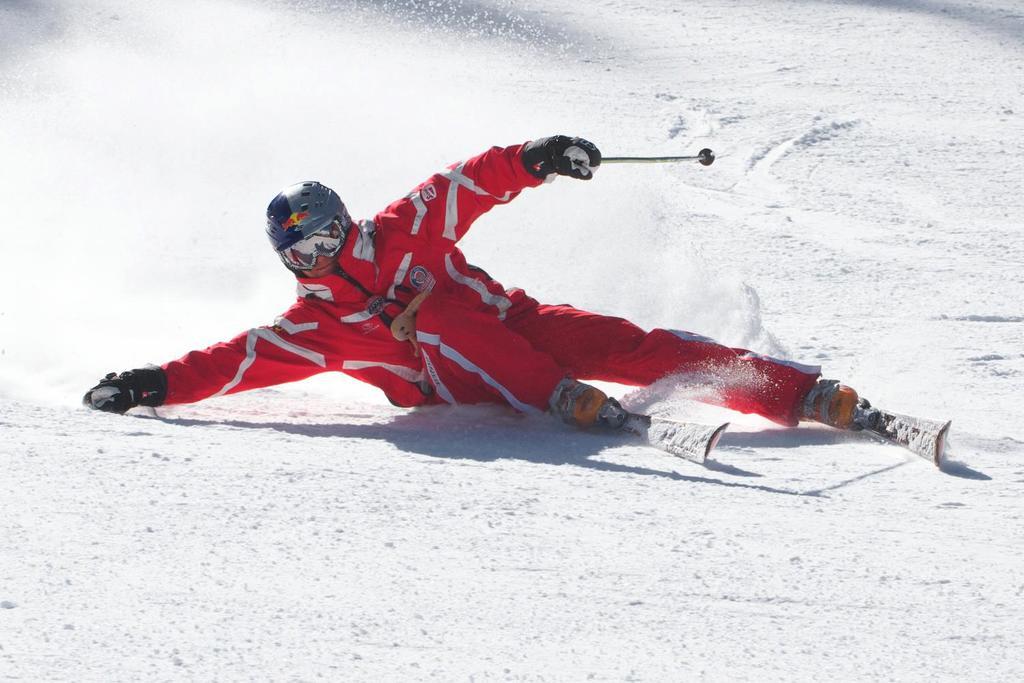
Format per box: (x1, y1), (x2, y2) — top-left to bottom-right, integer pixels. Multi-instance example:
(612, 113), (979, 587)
(138, 402), (989, 494)
(146, 408), (816, 496)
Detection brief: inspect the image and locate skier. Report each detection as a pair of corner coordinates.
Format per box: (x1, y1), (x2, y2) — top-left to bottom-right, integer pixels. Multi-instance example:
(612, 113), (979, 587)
(83, 135), (860, 434)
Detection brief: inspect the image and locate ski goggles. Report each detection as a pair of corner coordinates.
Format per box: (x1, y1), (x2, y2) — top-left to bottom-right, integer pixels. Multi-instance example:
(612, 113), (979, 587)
(278, 215), (349, 271)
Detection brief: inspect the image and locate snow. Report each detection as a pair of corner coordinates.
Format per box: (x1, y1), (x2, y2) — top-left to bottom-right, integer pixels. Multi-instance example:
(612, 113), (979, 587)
(1, 0), (1023, 679)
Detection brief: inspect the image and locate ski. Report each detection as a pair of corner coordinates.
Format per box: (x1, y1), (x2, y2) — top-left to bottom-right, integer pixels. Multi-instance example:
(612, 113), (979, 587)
(853, 402), (951, 466)
(620, 412), (729, 464)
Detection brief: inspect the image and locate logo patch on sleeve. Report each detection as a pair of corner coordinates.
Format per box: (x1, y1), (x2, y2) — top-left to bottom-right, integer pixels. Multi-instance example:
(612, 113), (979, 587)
(409, 266), (436, 292)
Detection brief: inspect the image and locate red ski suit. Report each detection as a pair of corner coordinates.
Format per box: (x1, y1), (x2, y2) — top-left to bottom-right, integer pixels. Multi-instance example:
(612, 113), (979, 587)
(162, 143), (820, 425)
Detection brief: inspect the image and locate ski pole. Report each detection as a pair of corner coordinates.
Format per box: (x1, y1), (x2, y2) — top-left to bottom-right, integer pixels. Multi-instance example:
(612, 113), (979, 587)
(602, 148), (715, 167)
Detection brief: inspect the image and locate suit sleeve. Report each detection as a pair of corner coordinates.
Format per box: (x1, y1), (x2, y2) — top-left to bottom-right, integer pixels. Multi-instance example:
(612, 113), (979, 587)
(161, 308), (333, 406)
(376, 143), (545, 246)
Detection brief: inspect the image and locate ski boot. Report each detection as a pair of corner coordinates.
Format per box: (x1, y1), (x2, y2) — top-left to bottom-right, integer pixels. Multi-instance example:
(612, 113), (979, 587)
(850, 397), (883, 432)
(801, 378), (861, 430)
(548, 379), (628, 431)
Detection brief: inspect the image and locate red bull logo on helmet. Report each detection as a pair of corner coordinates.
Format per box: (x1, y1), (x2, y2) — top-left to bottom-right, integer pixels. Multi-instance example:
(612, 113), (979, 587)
(283, 211), (310, 230)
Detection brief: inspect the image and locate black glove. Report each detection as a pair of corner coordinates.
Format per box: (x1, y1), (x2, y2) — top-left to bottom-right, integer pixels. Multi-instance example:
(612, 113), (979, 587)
(522, 135), (601, 180)
(82, 366), (167, 414)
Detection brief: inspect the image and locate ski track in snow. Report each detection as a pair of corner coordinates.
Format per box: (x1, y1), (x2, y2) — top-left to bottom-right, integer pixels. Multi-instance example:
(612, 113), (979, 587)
(746, 119), (861, 177)
(2, 0), (1024, 679)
